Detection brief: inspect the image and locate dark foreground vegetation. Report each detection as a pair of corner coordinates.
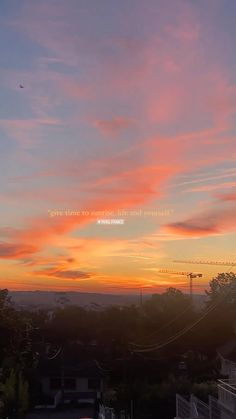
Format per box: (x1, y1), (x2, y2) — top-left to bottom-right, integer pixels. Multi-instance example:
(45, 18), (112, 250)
(0, 272), (236, 418)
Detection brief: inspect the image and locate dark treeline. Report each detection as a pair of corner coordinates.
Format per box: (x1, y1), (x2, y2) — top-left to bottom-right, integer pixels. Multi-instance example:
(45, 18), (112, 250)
(0, 272), (236, 418)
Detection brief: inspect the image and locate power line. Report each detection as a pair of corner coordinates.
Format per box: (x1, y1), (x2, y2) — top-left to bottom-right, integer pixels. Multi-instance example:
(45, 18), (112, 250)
(46, 345), (62, 360)
(133, 297), (222, 353)
(94, 358), (111, 373)
(130, 303), (193, 348)
(132, 264), (236, 353)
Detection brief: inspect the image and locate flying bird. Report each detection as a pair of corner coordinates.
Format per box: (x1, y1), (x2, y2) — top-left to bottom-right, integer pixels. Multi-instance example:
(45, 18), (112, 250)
(19, 84), (24, 89)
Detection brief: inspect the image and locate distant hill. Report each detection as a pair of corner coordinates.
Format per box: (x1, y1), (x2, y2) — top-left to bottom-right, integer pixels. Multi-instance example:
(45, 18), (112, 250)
(9, 290), (207, 310)
(10, 291), (143, 310)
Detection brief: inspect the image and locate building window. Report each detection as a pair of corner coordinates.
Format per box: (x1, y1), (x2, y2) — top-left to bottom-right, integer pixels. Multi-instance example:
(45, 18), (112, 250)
(65, 378), (76, 390)
(88, 378), (100, 390)
(50, 378), (61, 390)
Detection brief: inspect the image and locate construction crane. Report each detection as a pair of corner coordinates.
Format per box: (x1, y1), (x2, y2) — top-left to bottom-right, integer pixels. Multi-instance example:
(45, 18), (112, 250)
(173, 259), (236, 266)
(159, 269), (194, 275)
(158, 269), (203, 299)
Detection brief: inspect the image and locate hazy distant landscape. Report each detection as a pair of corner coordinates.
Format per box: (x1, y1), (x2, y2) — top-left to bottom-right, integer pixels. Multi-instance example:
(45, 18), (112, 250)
(9, 290), (207, 310)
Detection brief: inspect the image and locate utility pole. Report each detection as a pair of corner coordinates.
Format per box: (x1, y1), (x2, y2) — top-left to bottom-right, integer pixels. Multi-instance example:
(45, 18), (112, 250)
(61, 347), (65, 405)
(130, 399), (134, 419)
(189, 273), (193, 300)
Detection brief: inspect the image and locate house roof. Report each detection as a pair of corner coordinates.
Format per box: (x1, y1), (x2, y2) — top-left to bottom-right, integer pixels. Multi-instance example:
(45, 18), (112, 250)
(40, 359), (105, 378)
(26, 406), (94, 419)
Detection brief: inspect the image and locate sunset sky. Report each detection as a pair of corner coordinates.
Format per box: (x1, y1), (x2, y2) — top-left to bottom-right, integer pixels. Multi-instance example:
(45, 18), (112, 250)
(1, 0), (236, 293)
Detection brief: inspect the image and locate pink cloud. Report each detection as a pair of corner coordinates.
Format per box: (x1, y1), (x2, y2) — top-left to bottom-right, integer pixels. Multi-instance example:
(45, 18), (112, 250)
(165, 22), (200, 42)
(1, 64), (91, 125)
(186, 181), (236, 193)
(0, 118), (59, 147)
(61, 79), (90, 100)
(205, 75), (236, 130)
(148, 85), (186, 123)
(93, 117), (134, 136)
(216, 192), (236, 202)
(6, 0), (236, 139)
(165, 205), (236, 238)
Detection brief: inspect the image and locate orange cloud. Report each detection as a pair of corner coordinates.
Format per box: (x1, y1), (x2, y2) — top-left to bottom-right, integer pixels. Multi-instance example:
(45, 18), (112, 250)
(0, 242), (38, 259)
(1, 126), (221, 260)
(34, 267), (93, 280)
